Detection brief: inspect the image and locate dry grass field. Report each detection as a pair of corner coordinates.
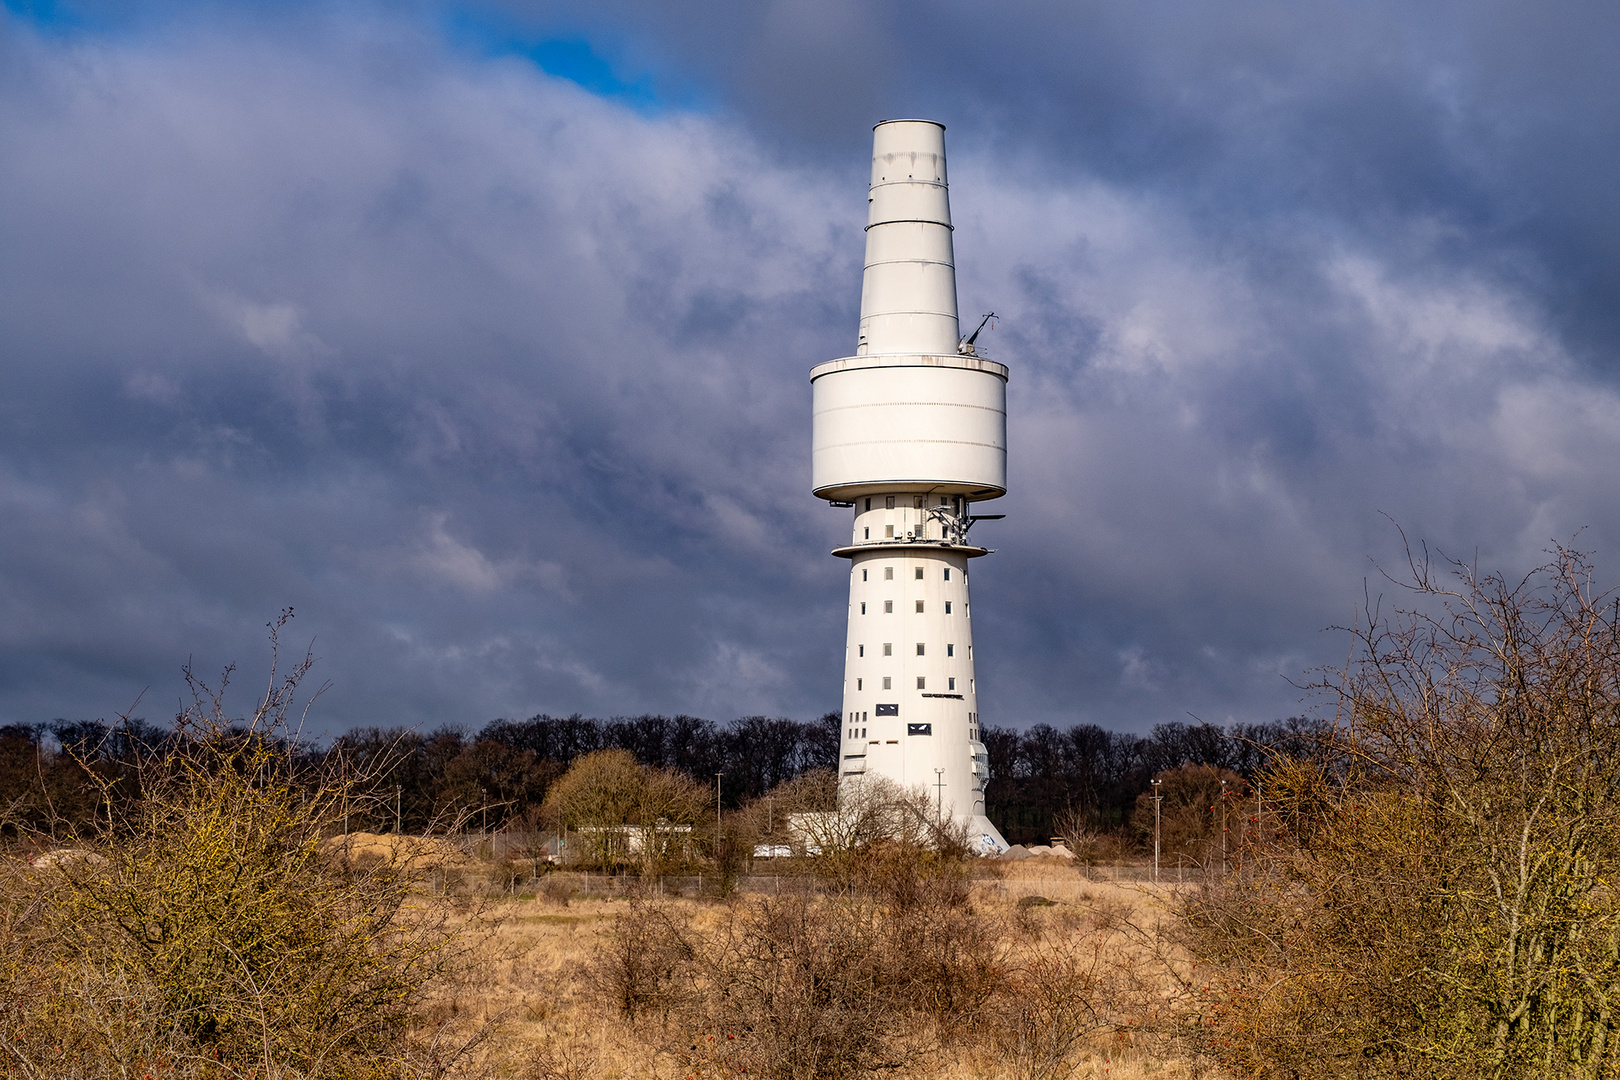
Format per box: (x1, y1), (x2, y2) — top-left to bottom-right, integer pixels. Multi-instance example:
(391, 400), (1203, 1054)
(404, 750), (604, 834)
(439, 856), (1208, 1080)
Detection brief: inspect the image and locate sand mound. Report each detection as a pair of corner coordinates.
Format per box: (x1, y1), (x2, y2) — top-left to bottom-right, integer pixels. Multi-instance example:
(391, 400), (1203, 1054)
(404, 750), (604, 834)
(321, 832), (471, 869)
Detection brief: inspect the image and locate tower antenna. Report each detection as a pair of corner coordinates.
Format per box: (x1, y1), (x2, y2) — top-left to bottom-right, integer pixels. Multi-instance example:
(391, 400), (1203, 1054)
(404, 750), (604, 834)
(960, 312), (997, 354)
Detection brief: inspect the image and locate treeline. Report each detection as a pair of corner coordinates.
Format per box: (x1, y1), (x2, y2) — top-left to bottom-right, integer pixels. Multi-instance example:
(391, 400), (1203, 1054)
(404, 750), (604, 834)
(983, 717), (1321, 845)
(1, 711), (1320, 845)
(329, 713), (841, 835)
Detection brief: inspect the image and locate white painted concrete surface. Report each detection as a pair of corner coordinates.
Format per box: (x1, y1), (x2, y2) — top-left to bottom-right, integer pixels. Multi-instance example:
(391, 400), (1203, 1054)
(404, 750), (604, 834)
(812, 120), (1010, 854)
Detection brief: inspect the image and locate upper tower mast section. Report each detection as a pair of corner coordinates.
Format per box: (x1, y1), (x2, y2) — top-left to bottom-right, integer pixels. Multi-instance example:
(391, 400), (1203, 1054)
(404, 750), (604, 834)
(810, 120), (1008, 503)
(860, 120), (959, 356)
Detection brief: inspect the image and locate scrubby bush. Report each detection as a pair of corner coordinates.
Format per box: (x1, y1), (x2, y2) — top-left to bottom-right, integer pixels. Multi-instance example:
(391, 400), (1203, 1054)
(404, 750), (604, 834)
(1180, 544), (1620, 1079)
(0, 614), (477, 1080)
(589, 783), (1043, 1080)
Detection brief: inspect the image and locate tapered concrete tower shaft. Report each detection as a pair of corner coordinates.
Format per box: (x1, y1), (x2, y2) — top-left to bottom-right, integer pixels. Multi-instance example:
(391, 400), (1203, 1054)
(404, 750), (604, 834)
(859, 120), (959, 356)
(811, 121), (1008, 853)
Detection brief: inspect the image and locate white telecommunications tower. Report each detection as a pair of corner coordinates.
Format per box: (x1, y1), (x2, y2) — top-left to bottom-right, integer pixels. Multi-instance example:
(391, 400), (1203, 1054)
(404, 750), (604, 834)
(811, 120), (1009, 853)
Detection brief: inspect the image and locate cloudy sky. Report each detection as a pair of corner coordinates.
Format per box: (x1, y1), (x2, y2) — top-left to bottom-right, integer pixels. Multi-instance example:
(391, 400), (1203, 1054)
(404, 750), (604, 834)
(2, 0), (1617, 737)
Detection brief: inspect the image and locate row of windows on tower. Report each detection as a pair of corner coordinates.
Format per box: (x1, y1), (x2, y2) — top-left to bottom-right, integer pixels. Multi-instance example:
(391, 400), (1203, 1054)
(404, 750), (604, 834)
(862, 566), (953, 581)
(859, 600), (960, 614)
(865, 495), (958, 512)
(858, 642), (964, 657)
(853, 676), (971, 691)
(845, 709), (981, 740)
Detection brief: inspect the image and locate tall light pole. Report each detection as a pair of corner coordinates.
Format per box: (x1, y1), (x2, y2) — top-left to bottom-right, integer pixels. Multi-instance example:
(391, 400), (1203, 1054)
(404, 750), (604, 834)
(1151, 778), (1163, 884)
(715, 772), (723, 860)
(1219, 778), (1228, 877)
(934, 768), (945, 823)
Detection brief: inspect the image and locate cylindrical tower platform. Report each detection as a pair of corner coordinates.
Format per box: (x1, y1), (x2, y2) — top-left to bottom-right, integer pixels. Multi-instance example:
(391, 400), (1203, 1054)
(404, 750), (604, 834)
(812, 120), (1008, 854)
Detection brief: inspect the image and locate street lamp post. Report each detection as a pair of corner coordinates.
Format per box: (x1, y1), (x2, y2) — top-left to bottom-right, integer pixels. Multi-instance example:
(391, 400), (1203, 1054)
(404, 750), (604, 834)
(934, 768), (945, 823)
(1151, 778), (1163, 884)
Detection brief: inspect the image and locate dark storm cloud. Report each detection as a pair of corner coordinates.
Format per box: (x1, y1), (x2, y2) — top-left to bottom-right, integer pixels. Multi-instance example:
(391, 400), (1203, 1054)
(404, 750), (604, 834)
(1, 0), (1617, 736)
(485, 0), (1620, 351)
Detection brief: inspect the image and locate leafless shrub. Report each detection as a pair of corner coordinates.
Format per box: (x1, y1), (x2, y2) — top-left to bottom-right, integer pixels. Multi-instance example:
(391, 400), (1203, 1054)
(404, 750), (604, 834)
(673, 893), (911, 1080)
(587, 895), (698, 1022)
(1176, 542), (1620, 1079)
(0, 612), (485, 1080)
(520, 1034), (599, 1080)
(538, 875), (575, 905)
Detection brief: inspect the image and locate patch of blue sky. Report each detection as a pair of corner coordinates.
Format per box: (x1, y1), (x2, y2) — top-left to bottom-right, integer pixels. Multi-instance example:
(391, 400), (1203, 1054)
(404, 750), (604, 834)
(1, 2), (707, 116)
(1, 0), (93, 34)
(443, 9), (706, 115)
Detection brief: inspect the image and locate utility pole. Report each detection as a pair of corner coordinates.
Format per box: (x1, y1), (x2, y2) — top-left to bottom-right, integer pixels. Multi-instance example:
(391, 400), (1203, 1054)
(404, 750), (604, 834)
(1219, 778), (1228, 877)
(395, 784), (402, 834)
(934, 768), (945, 823)
(715, 772), (723, 861)
(1151, 778), (1163, 885)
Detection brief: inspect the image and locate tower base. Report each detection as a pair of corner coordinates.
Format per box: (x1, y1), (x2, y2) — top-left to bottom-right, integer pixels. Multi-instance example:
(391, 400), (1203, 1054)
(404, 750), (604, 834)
(965, 815), (1009, 856)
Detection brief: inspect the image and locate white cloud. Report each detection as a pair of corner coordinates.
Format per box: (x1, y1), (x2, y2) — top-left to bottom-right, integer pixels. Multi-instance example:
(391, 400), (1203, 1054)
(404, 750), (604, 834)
(1, 8), (1616, 734)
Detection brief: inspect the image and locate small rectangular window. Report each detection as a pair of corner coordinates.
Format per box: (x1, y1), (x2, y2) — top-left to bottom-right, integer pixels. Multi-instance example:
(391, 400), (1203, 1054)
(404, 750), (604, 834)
(865, 497), (872, 511)
(883, 643), (892, 656)
(967, 645), (972, 658)
(916, 676), (926, 689)
(882, 677), (892, 690)
(944, 568), (951, 580)
(861, 602), (867, 614)
(971, 679), (975, 691)
(884, 600), (893, 613)
(864, 527), (870, 539)
(912, 495), (924, 509)
(862, 569), (868, 581)
(945, 601), (953, 614)
(914, 566), (924, 580)
(947, 644), (954, 657)
(915, 600), (924, 613)
(857, 678), (863, 690)
(948, 677), (956, 690)
(885, 495), (896, 509)
(885, 525), (894, 538)
(884, 566), (894, 580)
(858, 645), (865, 657)
(916, 643), (925, 656)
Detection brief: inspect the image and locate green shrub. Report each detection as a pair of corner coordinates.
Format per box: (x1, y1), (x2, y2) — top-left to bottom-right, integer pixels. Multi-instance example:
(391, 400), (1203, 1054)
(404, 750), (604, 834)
(0, 614), (476, 1080)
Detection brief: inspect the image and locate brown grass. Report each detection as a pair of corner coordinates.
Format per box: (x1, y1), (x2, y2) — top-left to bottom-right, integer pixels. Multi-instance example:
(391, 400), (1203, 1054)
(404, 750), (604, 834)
(446, 863), (1210, 1080)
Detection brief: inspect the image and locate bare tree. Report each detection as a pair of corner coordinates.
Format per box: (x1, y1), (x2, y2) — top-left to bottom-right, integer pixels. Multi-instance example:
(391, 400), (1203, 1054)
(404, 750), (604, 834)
(1180, 542), (1620, 1079)
(540, 748), (707, 876)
